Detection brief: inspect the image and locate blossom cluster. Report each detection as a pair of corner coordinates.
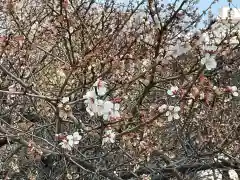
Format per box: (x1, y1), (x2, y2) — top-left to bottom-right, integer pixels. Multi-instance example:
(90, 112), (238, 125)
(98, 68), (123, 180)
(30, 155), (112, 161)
(159, 104), (181, 121)
(83, 79), (119, 145)
(83, 78), (121, 121)
(160, 81), (238, 122)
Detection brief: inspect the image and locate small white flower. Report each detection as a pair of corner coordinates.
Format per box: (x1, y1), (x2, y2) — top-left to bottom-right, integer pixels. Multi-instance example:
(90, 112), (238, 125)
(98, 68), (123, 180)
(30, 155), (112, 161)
(69, 26), (74, 33)
(227, 86), (238, 97)
(61, 97), (69, 104)
(187, 99), (193, 105)
(167, 86), (179, 97)
(93, 78), (107, 96)
(59, 139), (72, 151)
(213, 86), (218, 90)
(102, 128), (116, 145)
(59, 132), (82, 150)
(72, 132), (82, 145)
(228, 169), (239, 180)
(66, 135), (74, 147)
(201, 53), (217, 70)
(166, 106), (181, 121)
(158, 104), (168, 112)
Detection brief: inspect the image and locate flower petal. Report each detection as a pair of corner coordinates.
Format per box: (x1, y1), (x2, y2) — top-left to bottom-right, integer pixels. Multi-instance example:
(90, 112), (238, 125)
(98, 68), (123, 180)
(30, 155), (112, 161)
(86, 107), (94, 116)
(168, 106), (174, 111)
(68, 139), (74, 147)
(67, 135), (73, 140)
(112, 111), (120, 119)
(166, 111), (170, 116)
(61, 97), (69, 103)
(167, 115), (173, 121)
(114, 103), (120, 111)
(97, 87), (107, 96)
(173, 113), (180, 119)
(171, 86), (178, 92)
(174, 106), (181, 112)
(73, 132), (82, 141)
(167, 90), (173, 96)
(231, 86), (237, 92)
(159, 104), (167, 112)
(103, 101), (113, 112)
(201, 58), (206, 65)
(206, 58), (217, 70)
(103, 113), (109, 120)
(74, 141), (79, 145)
(233, 91), (239, 97)
(73, 132), (79, 137)
(228, 169), (239, 180)
(110, 137), (115, 143)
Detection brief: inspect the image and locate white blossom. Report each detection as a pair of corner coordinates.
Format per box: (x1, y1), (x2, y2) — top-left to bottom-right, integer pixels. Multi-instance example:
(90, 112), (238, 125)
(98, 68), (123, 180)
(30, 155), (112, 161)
(83, 79), (121, 121)
(61, 97), (69, 104)
(67, 132), (82, 146)
(227, 86), (238, 97)
(59, 139), (72, 151)
(228, 169), (239, 180)
(201, 53), (217, 70)
(158, 104), (168, 112)
(187, 99), (193, 105)
(102, 128), (116, 145)
(167, 86), (179, 97)
(59, 132), (82, 150)
(166, 106), (181, 121)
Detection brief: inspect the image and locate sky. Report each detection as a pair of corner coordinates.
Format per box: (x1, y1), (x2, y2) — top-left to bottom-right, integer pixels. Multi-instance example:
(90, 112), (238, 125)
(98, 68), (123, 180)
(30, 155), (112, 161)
(114, 0), (240, 27)
(196, 0), (240, 17)
(116, 0), (240, 16)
